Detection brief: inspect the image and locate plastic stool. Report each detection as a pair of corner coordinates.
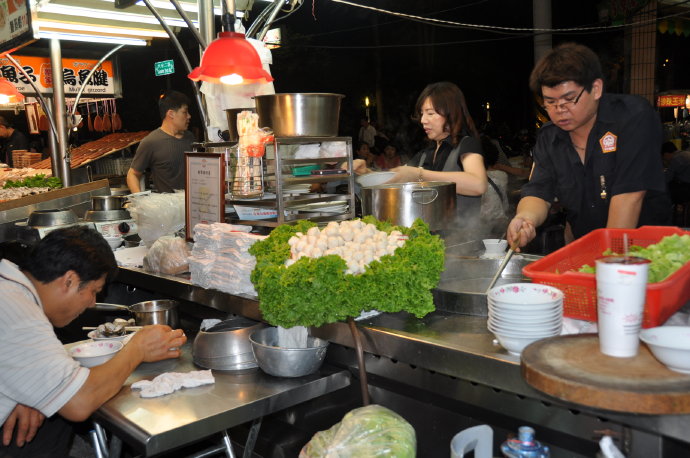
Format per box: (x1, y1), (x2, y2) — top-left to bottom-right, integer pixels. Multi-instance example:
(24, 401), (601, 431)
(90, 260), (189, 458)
(450, 424), (494, 458)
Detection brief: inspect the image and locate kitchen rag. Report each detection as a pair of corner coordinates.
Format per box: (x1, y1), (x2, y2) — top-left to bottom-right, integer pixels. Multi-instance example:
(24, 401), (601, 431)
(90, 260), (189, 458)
(131, 370), (215, 398)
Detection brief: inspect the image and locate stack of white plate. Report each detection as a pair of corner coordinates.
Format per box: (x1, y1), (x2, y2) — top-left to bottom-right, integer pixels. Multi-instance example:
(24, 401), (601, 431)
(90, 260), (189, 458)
(487, 283), (564, 356)
(283, 184), (311, 194)
(291, 201), (348, 213)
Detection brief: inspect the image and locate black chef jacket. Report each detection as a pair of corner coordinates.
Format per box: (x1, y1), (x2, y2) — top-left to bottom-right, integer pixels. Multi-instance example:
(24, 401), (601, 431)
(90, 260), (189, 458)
(522, 93), (671, 239)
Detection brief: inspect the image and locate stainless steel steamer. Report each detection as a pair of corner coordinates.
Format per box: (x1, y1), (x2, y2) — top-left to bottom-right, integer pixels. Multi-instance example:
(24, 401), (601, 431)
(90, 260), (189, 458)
(360, 181), (456, 231)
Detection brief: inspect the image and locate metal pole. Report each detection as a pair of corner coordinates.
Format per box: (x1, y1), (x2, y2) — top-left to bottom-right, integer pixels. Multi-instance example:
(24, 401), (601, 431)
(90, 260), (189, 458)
(70, 45), (125, 116)
(255, 0), (284, 41)
(50, 39), (71, 187)
(169, 0), (206, 49)
(198, 0), (215, 48)
(45, 98), (60, 179)
(142, 0), (209, 138)
(246, 1), (275, 39)
(532, 0), (552, 64)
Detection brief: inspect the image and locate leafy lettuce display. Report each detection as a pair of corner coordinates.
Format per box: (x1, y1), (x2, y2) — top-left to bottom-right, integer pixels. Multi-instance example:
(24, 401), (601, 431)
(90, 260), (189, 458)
(3, 174), (61, 189)
(577, 234), (690, 283)
(249, 216), (445, 328)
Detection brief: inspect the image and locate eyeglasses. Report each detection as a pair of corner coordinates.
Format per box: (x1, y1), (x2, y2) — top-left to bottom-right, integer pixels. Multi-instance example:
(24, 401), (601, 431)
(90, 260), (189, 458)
(542, 87), (586, 111)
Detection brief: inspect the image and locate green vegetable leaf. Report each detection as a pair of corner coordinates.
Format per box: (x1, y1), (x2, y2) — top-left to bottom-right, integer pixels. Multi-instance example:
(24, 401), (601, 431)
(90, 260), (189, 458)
(3, 174), (62, 190)
(249, 218), (445, 328)
(576, 234), (690, 283)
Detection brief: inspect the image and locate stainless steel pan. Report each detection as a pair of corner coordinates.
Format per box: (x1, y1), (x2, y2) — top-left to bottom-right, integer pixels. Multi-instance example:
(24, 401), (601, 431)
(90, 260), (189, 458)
(94, 300), (179, 328)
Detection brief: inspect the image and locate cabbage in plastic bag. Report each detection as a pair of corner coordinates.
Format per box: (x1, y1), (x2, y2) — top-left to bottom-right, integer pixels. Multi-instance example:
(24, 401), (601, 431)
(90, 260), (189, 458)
(299, 404), (416, 457)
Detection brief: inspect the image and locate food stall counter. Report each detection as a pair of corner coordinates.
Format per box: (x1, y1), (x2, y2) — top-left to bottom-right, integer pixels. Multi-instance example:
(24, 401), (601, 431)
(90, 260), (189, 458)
(112, 266), (690, 456)
(91, 340), (351, 457)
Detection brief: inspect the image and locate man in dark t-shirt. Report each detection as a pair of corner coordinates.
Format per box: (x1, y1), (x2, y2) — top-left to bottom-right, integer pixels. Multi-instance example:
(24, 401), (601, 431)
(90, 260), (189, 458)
(507, 43), (671, 248)
(126, 91), (194, 193)
(0, 116), (29, 168)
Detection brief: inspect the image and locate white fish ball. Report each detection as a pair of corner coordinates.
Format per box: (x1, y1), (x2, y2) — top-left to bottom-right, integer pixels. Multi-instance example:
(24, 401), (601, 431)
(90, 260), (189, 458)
(341, 229), (354, 242)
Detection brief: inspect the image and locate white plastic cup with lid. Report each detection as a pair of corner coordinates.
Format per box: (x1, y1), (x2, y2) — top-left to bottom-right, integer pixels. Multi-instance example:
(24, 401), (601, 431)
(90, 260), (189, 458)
(596, 256), (650, 358)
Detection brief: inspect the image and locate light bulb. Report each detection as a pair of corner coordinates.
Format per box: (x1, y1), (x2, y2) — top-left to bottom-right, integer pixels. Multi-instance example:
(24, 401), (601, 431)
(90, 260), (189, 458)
(219, 73), (244, 85)
(0, 94), (11, 104)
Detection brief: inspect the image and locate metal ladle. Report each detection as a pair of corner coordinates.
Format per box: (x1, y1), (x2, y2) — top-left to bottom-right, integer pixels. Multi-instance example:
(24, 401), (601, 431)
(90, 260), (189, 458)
(485, 230), (522, 294)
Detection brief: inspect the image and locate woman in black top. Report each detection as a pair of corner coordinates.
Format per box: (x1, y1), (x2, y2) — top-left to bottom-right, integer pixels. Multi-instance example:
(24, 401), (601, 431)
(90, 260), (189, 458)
(354, 82), (487, 197)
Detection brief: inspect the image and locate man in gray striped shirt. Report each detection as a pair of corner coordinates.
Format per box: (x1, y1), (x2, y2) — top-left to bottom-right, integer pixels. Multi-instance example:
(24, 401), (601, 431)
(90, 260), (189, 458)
(0, 226), (186, 457)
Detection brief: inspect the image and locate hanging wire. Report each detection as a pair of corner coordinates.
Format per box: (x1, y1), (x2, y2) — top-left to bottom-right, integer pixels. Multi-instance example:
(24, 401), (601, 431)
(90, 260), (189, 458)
(330, 0), (690, 34)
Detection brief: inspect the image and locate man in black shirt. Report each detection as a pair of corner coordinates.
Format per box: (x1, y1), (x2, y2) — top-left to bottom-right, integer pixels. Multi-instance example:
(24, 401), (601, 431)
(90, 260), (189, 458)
(0, 116), (29, 167)
(508, 43), (671, 248)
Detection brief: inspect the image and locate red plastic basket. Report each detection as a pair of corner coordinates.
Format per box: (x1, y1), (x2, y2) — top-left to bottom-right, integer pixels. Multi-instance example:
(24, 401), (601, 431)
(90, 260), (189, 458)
(523, 226), (690, 328)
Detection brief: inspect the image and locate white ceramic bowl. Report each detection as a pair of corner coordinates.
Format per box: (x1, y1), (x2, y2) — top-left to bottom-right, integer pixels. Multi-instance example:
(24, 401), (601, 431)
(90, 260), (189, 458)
(482, 239), (508, 255)
(488, 283), (564, 306)
(356, 171), (396, 187)
(103, 235), (123, 250)
(488, 301), (563, 316)
(640, 326), (690, 374)
(70, 341), (123, 367)
(493, 333), (547, 356)
(489, 308), (563, 324)
(488, 321), (562, 337)
(488, 314), (562, 330)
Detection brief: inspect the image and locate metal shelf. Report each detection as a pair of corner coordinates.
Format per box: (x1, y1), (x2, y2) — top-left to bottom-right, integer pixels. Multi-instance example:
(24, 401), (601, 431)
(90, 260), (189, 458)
(226, 137), (355, 227)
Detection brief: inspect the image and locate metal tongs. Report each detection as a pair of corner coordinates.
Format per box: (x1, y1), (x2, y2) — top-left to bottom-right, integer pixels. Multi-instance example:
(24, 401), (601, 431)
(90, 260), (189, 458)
(485, 229), (522, 294)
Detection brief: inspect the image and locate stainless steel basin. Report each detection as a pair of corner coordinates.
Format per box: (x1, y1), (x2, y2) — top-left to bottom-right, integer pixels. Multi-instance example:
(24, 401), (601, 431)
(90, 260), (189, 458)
(434, 241), (541, 316)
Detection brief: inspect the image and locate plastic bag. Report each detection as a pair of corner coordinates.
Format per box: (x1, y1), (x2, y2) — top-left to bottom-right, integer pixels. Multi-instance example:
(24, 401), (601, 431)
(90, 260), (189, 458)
(299, 405), (416, 458)
(143, 236), (191, 275)
(127, 191), (186, 247)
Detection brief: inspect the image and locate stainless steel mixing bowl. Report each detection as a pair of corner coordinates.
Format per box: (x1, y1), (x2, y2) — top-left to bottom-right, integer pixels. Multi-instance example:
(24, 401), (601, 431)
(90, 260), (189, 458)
(249, 327), (329, 378)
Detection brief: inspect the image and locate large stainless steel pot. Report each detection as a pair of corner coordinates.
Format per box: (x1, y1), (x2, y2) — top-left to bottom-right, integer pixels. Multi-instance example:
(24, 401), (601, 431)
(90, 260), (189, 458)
(253, 93), (344, 137)
(27, 209), (78, 227)
(91, 195), (126, 211)
(360, 181), (456, 231)
(94, 299), (179, 328)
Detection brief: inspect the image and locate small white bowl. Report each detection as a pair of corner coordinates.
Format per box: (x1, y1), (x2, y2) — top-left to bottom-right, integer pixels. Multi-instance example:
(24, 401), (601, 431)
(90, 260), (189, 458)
(482, 239), (508, 255)
(488, 303), (563, 319)
(487, 317), (563, 331)
(103, 236), (123, 250)
(488, 283), (564, 305)
(70, 341), (123, 367)
(356, 171), (396, 187)
(640, 326), (690, 374)
(488, 321), (562, 338)
(493, 333), (546, 356)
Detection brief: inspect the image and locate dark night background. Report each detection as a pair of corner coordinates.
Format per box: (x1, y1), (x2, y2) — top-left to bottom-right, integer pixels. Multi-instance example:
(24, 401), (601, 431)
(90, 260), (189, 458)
(17, 0), (690, 154)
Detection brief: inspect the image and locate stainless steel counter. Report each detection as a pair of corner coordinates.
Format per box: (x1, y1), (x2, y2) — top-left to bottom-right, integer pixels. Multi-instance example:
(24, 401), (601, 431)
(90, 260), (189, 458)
(92, 342), (351, 456)
(113, 266), (690, 456)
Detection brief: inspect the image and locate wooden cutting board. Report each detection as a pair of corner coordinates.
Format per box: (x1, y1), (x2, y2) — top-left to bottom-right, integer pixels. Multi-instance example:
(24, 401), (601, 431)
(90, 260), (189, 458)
(521, 334), (690, 414)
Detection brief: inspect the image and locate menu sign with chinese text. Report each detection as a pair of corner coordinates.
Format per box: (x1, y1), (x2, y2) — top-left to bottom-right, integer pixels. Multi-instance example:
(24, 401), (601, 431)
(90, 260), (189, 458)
(185, 153), (225, 240)
(657, 94), (688, 108)
(0, 0), (32, 54)
(0, 55), (116, 95)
